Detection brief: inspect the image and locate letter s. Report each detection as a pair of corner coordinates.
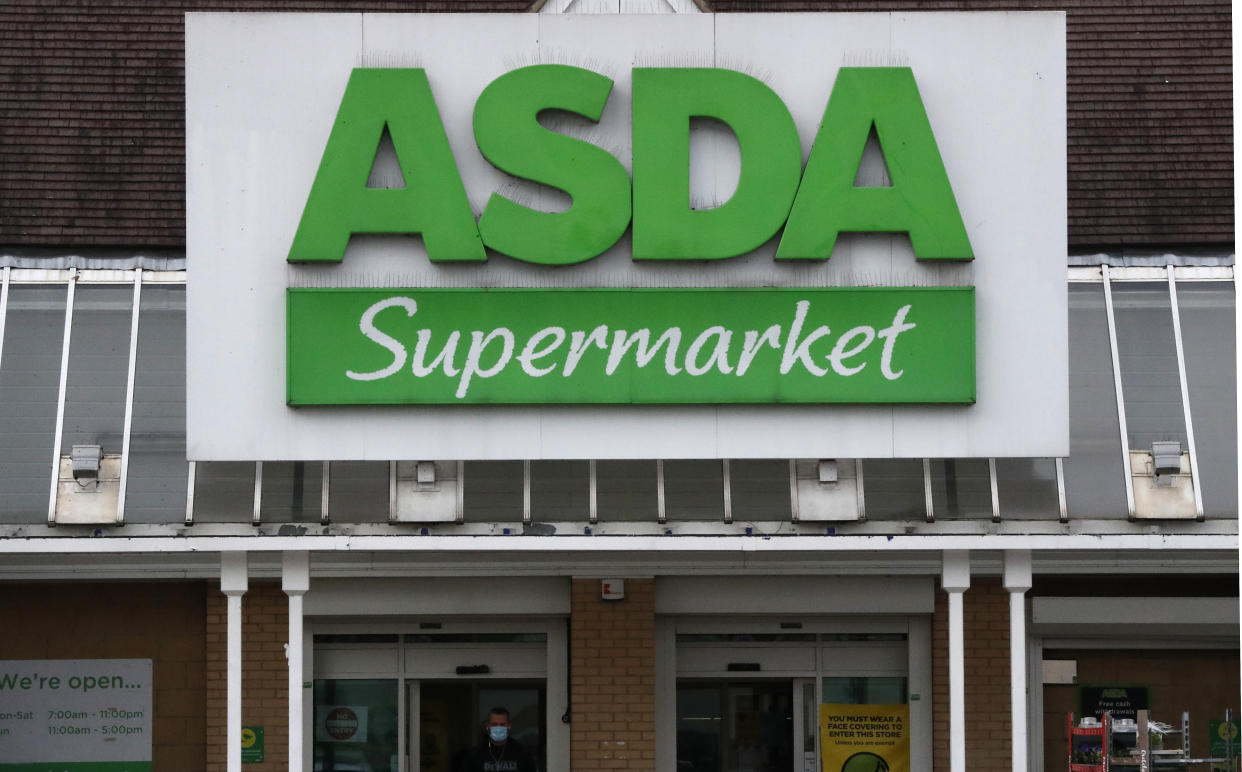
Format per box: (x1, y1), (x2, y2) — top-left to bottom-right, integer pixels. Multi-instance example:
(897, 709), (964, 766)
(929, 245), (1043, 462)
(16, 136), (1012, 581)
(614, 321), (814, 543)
(346, 297), (417, 381)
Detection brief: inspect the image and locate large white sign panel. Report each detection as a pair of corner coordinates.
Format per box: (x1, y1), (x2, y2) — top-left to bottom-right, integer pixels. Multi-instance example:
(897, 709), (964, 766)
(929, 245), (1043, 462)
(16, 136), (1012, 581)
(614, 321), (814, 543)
(0, 659), (152, 769)
(186, 12), (1067, 460)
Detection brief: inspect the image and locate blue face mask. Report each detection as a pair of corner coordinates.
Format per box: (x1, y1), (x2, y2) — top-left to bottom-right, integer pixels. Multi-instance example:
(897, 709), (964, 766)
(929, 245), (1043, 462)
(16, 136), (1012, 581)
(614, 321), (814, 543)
(488, 726), (509, 743)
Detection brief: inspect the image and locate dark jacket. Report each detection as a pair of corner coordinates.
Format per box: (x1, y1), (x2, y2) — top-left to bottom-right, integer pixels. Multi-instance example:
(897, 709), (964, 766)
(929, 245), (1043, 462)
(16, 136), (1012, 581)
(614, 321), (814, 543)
(454, 737), (536, 772)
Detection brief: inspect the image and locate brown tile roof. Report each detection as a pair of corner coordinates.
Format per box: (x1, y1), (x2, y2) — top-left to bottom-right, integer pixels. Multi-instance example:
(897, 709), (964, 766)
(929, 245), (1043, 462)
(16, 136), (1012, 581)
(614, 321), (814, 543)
(0, 0), (1232, 250)
(0, 1), (532, 250)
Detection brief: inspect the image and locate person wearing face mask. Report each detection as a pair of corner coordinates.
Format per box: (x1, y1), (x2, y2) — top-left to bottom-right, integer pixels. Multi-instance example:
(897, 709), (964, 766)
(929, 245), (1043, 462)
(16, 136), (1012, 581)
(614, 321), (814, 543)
(454, 706), (536, 772)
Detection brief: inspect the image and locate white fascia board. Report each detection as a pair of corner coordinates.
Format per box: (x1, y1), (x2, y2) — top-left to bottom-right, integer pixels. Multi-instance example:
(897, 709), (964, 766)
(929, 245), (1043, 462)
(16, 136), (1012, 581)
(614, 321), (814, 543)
(0, 549), (1231, 581)
(0, 532), (1232, 555)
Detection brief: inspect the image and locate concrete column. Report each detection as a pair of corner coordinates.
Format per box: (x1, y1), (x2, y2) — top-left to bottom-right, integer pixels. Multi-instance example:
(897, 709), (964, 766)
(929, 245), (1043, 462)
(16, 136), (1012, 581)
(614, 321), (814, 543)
(220, 552), (249, 772)
(1004, 550), (1034, 772)
(941, 550), (971, 772)
(283, 552), (310, 772)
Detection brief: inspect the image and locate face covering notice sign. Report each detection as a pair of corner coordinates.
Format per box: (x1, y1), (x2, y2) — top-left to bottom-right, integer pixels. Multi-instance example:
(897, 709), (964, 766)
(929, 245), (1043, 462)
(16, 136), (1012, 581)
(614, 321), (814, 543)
(0, 659), (152, 772)
(820, 704), (910, 772)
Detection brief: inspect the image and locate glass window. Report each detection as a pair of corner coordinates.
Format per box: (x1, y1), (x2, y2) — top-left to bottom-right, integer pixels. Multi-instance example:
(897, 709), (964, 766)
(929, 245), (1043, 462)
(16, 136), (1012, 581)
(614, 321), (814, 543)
(328, 462), (389, 523)
(729, 460), (791, 522)
(1063, 283), (1127, 518)
(928, 459), (991, 519)
(676, 634), (818, 643)
(597, 460), (659, 521)
(125, 285), (187, 524)
(313, 679), (399, 772)
(995, 458), (1060, 519)
(61, 285), (131, 455)
(664, 460), (724, 521)
(404, 633), (546, 644)
(314, 634), (399, 645)
(192, 461), (254, 523)
(821, 677), (907, 705)
(861, 459), (925, 520)
(1112, 282), (1186, 450)
(261, 461), (323, 523)
(1177, 283), (1237, 518)
(0, 286), (65, 522)
(463, 461), (523, 523)
(530, 460), (588, 520)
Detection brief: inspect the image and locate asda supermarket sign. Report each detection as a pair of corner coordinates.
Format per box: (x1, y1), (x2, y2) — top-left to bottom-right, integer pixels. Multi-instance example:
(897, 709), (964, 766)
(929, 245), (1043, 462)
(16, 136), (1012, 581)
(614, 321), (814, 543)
(286, 59), (975, 405)
(185, 13), (1067, 460)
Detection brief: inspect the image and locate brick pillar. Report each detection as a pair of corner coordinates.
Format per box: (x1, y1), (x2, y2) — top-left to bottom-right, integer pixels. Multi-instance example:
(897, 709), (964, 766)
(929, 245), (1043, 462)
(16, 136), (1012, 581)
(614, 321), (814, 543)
(932, 577), (1012, 772)
(207, 581), (291, 772)
(570, 578), (656, 771)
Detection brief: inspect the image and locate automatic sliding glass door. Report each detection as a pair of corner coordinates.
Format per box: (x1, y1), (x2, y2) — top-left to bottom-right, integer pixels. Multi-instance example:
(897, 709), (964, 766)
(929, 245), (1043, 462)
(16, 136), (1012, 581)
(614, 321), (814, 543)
(676, 680), (794, 772)
(410, 680), (545, 772)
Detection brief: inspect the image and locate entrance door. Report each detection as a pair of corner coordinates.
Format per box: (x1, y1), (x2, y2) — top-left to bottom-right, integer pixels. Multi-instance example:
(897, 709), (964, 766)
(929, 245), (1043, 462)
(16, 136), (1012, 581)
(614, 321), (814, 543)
(669, 621), (922, 772)
(410, 680), (546, 772)
(312, 622), (564, 772)
(676, 680), (795, 772)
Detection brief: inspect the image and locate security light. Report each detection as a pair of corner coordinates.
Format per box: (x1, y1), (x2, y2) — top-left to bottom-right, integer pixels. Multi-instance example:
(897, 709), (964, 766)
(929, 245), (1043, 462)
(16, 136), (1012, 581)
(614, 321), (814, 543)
(70, 445), (102, 483)
(416, 461), (437, 485)
(1151, 441), (1182, 476)
(818, 459), (839, 484)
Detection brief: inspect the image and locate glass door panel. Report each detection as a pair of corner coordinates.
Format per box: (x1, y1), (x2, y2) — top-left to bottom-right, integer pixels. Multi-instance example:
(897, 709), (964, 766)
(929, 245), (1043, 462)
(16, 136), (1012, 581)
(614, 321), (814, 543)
(314, 678), (400, 772)
(820, 677), (907, 705)
(412, 680), (545, 772)
(677, 680), (794, 772)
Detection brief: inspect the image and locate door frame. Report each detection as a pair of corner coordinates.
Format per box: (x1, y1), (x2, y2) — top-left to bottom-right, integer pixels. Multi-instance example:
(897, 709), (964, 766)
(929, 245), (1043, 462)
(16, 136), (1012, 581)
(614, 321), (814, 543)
(657, 615), (932, 772)
(304, 617), (569, 772)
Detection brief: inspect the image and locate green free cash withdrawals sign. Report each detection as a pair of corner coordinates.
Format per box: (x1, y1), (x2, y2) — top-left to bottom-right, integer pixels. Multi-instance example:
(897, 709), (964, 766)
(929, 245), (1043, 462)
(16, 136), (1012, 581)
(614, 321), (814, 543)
(287, 287), (974, 406)
(241, 726), (264, 763)
(0, 659), (152, 772)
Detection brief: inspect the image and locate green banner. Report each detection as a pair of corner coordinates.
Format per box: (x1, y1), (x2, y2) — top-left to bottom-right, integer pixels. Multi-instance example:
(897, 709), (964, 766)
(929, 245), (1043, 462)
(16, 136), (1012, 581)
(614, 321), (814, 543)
(287, 287), (974, 405)
(0, 764), (151, 772)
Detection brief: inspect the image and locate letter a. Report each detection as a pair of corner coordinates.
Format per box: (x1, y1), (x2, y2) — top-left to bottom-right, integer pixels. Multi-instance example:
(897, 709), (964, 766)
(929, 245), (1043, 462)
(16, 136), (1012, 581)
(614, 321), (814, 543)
(777, 67), (973, 261)
(288, 68), (485, 263)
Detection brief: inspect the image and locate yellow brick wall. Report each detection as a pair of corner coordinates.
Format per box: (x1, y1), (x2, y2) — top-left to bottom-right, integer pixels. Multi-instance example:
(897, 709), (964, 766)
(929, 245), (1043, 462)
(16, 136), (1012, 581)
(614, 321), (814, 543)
(206, 581), (289, 772)
(0, 581), (207, 770)
(933, 577), (1012, 772)
(570, 578), (656, 771)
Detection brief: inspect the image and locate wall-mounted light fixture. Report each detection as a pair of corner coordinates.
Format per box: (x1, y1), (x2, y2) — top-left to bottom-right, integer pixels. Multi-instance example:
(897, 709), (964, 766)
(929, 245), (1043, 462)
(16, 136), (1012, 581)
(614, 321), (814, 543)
(1151, 441), (1182, 478)
(70, 445), (103, 489)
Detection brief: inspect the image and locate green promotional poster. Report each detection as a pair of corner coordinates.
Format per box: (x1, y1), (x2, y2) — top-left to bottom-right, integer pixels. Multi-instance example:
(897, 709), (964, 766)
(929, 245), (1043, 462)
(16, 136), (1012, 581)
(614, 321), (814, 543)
(820, 704), (910, 772)
(287, 287), (974, 406)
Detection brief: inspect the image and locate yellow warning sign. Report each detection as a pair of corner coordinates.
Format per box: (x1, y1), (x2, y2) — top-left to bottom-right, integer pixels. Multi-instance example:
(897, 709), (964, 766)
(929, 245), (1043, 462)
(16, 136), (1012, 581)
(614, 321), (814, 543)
(820, 704), (910, 772)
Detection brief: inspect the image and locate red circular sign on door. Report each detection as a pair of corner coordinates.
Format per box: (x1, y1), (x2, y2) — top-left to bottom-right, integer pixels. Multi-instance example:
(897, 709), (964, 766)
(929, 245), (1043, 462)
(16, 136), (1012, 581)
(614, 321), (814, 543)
(325, 707), (359, 740)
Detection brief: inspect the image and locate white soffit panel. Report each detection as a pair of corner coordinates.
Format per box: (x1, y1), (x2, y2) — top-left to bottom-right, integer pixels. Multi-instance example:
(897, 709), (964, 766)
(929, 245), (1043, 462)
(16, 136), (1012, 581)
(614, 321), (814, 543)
(654, 575), (935, 615)
(305, 576), (572, 616)
(1031, 596), (1240, 627)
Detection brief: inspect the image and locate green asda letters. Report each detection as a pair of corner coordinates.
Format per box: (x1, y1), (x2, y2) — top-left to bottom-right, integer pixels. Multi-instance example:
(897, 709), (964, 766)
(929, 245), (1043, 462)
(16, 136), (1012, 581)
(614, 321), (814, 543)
(287, 65), (972, 265)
